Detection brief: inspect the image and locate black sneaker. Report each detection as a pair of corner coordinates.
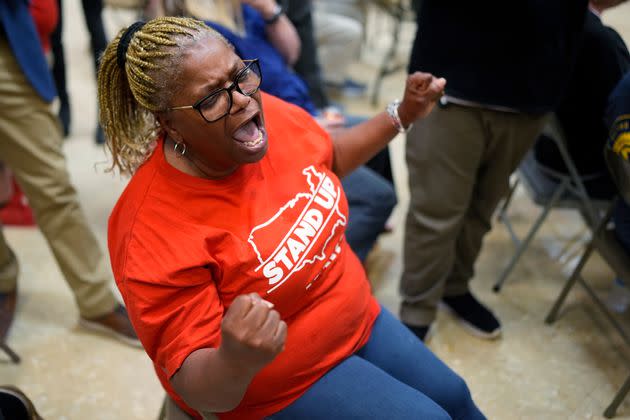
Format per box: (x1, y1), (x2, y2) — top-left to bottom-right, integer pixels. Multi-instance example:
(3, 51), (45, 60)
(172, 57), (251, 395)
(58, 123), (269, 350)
(441, 292), (501, 339)
(403, 322), (431, 342)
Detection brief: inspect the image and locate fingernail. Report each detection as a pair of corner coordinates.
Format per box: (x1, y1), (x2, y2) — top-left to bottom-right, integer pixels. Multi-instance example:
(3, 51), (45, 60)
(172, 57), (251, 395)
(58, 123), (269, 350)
(262, 300), (274, 309)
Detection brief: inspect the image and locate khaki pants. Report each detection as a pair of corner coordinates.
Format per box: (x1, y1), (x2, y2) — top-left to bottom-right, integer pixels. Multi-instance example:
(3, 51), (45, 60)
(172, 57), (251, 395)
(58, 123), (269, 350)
(400, 103), (548, 326)
(0, 37), (116, 318)
(313, 10), (362, 84)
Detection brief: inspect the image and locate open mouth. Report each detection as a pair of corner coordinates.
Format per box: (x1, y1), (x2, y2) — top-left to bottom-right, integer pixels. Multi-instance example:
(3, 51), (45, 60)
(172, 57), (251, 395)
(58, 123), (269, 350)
(233, 113), (265, 149)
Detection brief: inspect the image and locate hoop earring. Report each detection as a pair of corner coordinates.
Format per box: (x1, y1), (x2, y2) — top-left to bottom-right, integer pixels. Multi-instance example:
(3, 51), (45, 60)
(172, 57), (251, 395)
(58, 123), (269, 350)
(173, 141), (187, 156)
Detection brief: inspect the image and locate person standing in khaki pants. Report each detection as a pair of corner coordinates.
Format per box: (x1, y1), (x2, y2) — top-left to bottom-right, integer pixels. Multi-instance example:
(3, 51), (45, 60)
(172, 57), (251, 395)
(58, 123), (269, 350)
(400, 0), (589, 341)
(0, 0), (139, 350)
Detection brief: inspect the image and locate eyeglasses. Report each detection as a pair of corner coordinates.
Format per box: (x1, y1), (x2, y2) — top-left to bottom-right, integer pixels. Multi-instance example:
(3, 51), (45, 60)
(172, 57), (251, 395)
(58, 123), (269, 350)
(167, 59), (262, 123)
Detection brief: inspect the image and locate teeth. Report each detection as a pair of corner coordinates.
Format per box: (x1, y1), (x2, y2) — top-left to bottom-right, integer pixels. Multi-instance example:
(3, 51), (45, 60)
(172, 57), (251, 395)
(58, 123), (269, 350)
(244, 129), (263, 147)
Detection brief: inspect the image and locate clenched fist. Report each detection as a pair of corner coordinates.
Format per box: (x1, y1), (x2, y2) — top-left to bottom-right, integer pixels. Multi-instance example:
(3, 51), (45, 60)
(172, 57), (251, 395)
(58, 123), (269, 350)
(220, 293), (287, 371)
(397, 72), (447, 128)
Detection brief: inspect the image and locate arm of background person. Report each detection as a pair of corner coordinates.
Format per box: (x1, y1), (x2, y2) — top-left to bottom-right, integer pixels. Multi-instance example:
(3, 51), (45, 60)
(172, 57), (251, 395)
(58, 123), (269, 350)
(331, 72), (446, 178)
(243, 0), (301, 66)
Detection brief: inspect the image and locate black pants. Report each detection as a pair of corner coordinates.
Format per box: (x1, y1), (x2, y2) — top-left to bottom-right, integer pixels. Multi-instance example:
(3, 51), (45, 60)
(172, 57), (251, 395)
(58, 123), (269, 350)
(51, 0), (107, 106)
(285, 0), (330, 110)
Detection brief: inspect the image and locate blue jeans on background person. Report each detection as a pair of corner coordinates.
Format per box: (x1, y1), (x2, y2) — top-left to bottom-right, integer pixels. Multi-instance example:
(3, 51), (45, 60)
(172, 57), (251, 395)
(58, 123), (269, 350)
(614, 199), (630, 254)
(342, 166), (396, 262)
(270, 307), (486, 419)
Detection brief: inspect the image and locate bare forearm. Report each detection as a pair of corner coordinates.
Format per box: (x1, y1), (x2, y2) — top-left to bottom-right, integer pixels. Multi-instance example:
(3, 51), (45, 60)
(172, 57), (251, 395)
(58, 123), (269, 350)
(171, 347), (257, 413)
(331, 112), (399, 178)
(246, 0), (301, 66)
(265, 15), (301, 66)
(331, 71), (446, 177)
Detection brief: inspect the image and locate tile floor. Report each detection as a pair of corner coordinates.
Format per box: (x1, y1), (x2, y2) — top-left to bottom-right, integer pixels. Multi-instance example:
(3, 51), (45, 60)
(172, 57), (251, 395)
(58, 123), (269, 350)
(2, 1), (630, 419)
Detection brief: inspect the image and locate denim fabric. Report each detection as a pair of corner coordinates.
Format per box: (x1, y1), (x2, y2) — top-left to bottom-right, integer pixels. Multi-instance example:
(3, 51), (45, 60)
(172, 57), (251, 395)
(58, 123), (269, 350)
(269, 307), (486, 420)
(342, 166), (396, 262)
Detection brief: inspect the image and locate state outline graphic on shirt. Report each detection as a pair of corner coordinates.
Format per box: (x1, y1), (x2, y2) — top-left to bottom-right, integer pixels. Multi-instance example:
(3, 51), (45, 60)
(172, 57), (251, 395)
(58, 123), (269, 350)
(248, 165), (347, 294)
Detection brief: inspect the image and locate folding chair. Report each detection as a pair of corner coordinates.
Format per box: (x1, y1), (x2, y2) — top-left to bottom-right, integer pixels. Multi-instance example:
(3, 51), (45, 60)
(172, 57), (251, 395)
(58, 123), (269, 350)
(545, 146), (630, 418)
(368, 0), (417, 105)
(493, 116), (611, 292)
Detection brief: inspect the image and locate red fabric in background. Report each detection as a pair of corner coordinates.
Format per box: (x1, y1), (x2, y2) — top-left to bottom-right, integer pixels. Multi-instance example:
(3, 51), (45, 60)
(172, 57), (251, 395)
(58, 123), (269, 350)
(29, 0), (59, 53)
(0, 179), (36, 227)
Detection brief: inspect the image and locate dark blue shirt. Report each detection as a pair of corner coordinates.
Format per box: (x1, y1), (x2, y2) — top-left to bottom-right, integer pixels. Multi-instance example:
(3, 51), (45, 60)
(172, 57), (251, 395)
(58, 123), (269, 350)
(0, 0), (56, 101)
(409, 0), (588, 114)
(207, 5), (317, 115)
(606, 72), (630, 154)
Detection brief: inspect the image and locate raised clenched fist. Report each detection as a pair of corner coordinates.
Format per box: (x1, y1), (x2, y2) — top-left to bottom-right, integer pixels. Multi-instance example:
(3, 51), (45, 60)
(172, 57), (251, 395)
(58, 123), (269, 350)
(397, 72), (447, 127)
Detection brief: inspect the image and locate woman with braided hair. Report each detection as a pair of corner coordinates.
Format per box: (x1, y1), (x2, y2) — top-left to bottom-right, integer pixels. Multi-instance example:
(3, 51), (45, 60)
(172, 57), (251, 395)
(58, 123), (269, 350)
(100, 16), (485, 420)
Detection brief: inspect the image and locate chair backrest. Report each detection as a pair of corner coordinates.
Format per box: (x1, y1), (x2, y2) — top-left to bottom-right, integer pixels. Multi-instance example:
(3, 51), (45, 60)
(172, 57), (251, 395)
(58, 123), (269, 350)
(605, 146), (630, 206)
(522, 114), (609, 224)
(0, 386), (42, 420)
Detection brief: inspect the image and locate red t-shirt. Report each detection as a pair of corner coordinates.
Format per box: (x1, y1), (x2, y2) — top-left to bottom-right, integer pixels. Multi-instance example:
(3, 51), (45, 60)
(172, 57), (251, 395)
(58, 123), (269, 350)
(108, 93), (380, 419)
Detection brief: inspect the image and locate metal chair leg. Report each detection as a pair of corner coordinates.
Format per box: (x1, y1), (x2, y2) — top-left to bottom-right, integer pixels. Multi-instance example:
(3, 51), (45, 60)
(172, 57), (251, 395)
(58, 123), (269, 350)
(604, 374), (630, 418)
(497, 178), (520, 224)
(0, 342), (20, 363)
(545, 201), (614, 324)
(544, 231), (596, 324)
(494, 179), (568, 293)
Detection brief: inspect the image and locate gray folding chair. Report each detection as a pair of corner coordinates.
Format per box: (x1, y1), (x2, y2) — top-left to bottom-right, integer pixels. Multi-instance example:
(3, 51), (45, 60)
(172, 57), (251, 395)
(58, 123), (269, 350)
(493, 116), (611, 292)
(545, 146), (630, 418)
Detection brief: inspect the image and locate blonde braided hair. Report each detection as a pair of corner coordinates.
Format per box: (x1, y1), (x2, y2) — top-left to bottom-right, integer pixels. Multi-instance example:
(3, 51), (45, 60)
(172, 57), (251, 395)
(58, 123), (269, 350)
(98, 17), (227, 174)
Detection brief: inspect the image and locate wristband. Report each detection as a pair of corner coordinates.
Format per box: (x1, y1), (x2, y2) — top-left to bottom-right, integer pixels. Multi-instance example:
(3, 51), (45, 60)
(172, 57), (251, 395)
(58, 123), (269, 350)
(386, 99), (413, 133)
(264, 3), (284, 25)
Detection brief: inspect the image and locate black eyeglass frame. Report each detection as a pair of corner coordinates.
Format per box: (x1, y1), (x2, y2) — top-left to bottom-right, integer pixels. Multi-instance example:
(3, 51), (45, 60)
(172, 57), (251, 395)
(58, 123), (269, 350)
(167, 59), (262, 123)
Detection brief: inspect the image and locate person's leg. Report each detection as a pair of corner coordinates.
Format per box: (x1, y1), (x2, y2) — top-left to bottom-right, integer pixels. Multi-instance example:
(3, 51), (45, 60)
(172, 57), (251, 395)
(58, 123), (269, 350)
(80, 0), (108, 144)
(80, 0), (107, 73)
(0, 163), (13, 207)
(613, 198), (630, 254)
(51, 0), (70, 136)
(400, 104), (486, 330)
(317, 0), (367, 29)
(312, 10), (362, 86)
(356, 307), (486, 420)
(342, 166), (396, 262)
(0, 231), (18, 295)
(438, 110), (547, 338)
(285, 0), (331, 110)
(269, 355), (451, 420)
(446, 110), (548, 296)
(0, 36), (116, 319)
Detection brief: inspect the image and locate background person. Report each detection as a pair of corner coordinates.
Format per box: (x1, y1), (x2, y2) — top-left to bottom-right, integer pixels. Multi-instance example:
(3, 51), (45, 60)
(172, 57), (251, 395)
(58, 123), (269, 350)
(400, 0), (589, 341)
(0, 0), (139, 349)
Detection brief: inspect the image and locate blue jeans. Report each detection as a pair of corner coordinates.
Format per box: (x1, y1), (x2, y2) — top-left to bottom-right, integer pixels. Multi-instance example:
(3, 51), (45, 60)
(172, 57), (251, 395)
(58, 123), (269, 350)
(270, 308), (486, 419)
(342, 166), (396, 262)
(614, 199), (630, 254)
